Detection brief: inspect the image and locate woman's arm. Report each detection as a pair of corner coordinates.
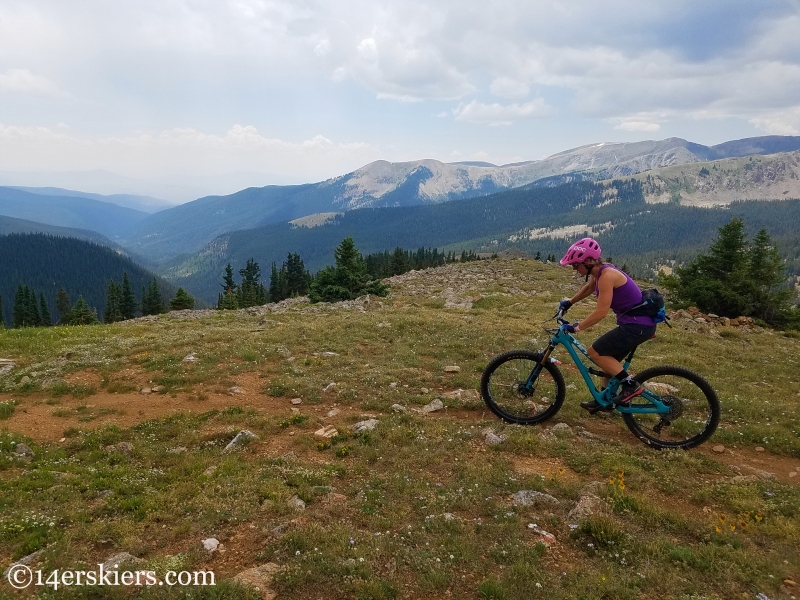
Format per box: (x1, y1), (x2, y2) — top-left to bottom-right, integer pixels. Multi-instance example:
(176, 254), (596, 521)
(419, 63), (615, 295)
(569, 278), (596, 305)
(577, 271), (616, 330)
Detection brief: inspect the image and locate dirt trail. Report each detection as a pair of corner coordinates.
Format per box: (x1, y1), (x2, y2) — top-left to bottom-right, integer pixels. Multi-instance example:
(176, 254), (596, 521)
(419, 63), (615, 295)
(3, 375), (798, 487)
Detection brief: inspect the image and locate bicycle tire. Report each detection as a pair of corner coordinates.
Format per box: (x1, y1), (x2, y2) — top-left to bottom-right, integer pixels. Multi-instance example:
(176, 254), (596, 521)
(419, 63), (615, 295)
(480, 350), (565, 425)
(622, 365), (720, 450)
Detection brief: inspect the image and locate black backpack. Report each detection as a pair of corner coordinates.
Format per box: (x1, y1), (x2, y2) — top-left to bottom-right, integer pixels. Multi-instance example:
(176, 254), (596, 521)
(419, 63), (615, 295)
(624, 288), (671, 326)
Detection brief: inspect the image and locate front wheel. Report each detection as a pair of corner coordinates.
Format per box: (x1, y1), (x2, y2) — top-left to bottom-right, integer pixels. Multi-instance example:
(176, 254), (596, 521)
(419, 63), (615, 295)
(480, 350), (566, 425)
(622, 365), (720, 450)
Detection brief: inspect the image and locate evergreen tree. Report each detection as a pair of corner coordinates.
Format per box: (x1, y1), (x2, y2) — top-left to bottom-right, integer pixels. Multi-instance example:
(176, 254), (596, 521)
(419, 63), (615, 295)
(105, 281), (122, 324)
(25, 286), (41, 326)
(237, 258), (263, 308)
(390, 247), (408, 275)
(661, 218), (793, 325)
(68, 296), (99, 325)
(169, 287), (196, 311)
(0, 294), (4, 328)
(219, 288), (239, 310)
(269, 262), (283, 302)
(218, 264), (238, 309)
(56, 288), (71, 324)
(141, 278), (165, 316)
(309, 237), (389, 303)
(13, 285), (26, 328)
(746, 227), (794, 323)
(285, 253), (310, 298)
(39, 292), (52, 326)
(120, 273), (138, 319)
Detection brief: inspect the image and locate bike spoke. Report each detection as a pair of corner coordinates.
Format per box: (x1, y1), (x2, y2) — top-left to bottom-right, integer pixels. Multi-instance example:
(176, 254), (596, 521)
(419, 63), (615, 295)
(624, 369), (718, 449)
(485, 356), (558, 420)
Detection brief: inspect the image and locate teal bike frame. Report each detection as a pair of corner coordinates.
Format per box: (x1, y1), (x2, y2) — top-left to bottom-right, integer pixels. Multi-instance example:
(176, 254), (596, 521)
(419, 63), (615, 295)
(532, 312), (670, 415)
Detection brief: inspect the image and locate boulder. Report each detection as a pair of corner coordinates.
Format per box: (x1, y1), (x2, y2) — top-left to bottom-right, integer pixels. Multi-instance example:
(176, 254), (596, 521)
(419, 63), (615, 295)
(231, 563), (282, 600)
(101, 552), (140, 571)
(422, 399), (444, 414)
(12, 443), (34, 458)
(568, 494), (606, 521)
(511, 490), (560, 507)
(352, 419), (379, 433)
(223, 430), (257, 452)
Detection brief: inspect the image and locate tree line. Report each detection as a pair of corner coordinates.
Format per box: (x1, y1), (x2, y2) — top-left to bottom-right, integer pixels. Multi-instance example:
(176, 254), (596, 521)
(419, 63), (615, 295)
(1, 274), (198, 328)
(216, 238), (487, 308)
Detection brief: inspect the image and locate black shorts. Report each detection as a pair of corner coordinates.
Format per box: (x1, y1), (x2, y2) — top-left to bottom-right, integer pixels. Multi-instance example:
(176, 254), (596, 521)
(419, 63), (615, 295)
(591, 323), (657, 361)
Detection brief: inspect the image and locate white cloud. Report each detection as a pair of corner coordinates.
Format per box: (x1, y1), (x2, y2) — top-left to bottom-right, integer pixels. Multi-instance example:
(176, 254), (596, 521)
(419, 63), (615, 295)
(0, 68), (68, 97)
(749, 107), (800, 135)
(614, 120), (661, 132)
(490, 77), (529, 100)
(453, 98), (553, 125)
(0, 122), (379, 199)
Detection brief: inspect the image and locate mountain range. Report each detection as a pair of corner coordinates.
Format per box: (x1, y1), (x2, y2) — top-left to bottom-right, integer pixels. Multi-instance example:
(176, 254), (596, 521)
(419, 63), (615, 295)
(3, 134), (800, 307)
(115, 135), (800, 261)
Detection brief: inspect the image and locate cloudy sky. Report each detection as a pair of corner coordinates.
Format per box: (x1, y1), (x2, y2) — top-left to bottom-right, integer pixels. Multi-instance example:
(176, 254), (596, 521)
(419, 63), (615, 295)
(1, 0), (799, 201)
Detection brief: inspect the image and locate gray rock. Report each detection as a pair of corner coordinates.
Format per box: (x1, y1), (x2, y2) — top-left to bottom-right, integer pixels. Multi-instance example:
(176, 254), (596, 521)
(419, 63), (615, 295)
(485, 433), (506, 445)
(116, 442), (134, 456)
(287, 495), (306, 511)
(2, 548), (44, 577)
(422, 399), (444, 414)
(12, 443), (34, 457)
(443, 366), (461, 373)
(352, 419), (379, 433)
(568, 494), (606, 521)
(323, 382), (336, 392)
(391, 404), (407, 413)
(202, 538), (220, 553)
(183, 353), (198, 362)
(511, 490), (560, 507)
(231, 563), (282, 600)
(527, 523), (557, 546)
(290, 398), (302, 405)
(102, 552), (140, 571)
(228, 386), (244, 395)
(551, 423), (573, 435)
(0, 359), (15, 374)
(19, 375), (31, 385)
(224, 430), (258, 452)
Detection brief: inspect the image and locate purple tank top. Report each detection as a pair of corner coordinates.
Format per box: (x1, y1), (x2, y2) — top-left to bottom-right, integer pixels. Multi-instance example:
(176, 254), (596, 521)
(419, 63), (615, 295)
(594, 265), (656, 326)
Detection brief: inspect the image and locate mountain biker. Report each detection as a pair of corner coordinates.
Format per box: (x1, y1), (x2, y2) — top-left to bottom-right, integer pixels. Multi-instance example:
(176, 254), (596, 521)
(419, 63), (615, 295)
(557, 237), (657, 413)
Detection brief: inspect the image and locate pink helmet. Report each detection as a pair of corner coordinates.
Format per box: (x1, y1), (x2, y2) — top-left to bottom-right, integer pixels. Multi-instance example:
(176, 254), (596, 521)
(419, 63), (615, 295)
(559, 237), (601, 266)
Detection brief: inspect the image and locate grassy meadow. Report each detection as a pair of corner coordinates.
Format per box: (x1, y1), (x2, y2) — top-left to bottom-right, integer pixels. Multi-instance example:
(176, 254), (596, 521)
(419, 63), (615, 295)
(1, 258), (799, 599)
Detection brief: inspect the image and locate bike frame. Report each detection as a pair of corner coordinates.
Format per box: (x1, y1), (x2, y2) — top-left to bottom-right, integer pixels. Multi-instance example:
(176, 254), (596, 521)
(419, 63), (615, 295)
(530, 322), (670, 415)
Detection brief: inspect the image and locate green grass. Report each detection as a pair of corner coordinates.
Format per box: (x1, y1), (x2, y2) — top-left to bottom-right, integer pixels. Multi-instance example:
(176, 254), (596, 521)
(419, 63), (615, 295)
(0, 258), (798, 599)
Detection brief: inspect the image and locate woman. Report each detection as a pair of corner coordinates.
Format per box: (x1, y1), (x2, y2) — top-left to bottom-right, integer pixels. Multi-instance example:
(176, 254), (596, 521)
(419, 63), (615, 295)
(557, 237), (657, 413)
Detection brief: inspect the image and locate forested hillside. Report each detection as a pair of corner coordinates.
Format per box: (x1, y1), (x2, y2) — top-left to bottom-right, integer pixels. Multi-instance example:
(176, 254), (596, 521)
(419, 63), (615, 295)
(0, 234), (178, 326)
(0, 215), (112, 244)
(0, 187), (149, 239)
(167, 180), (800, 304)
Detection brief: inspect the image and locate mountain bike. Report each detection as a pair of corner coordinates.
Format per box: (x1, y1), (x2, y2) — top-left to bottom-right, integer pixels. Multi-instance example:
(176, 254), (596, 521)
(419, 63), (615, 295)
(480, 307), (720, 449)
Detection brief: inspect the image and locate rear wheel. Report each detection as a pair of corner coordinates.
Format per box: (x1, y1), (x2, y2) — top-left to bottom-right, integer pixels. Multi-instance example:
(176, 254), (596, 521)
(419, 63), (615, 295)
(480, 350), (565, 425)
(622, 365), (720, 450)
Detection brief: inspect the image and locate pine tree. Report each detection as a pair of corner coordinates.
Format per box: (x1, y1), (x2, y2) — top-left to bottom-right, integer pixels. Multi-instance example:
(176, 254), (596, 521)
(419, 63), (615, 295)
(69, 296), (99, 325)
(746, 227), (793, 323)
(309, 237), (388, 303)
(390, 247), (408, 275)
(105, 281), (122, 323)
(39, 292), (52, 326)
(169, 287), (195, 311)
(141, 278), (164, 316)
(120, 273), (138, 319)
(0, 294), (4, 329)
(56, 288), (71, 324)
(219, 264), (238, 308)
(237, 258), (263, 308)
(661, 218), (793, 325)
(13, 285), (26, 328)
(219, 288), (239, 310)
